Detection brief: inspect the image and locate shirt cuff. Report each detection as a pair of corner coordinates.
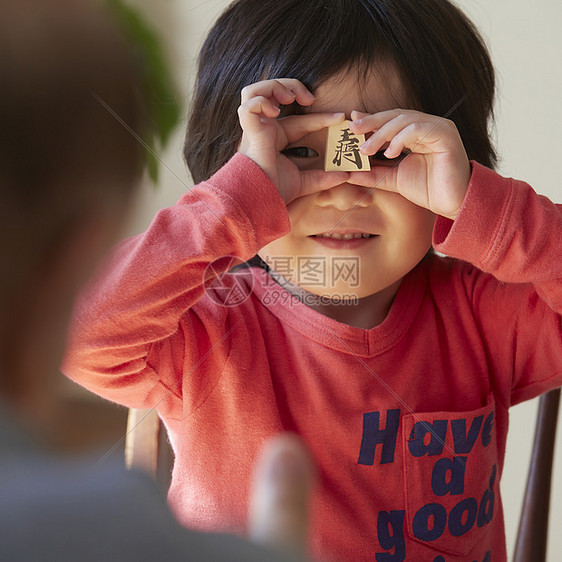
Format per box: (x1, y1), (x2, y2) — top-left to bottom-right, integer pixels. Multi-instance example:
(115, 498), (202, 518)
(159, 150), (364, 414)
(205, 153), (291, 247)
(433, 161), (514, 269)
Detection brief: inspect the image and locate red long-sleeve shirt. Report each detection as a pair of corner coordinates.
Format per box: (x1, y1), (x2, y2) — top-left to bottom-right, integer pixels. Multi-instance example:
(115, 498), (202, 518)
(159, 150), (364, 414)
(63, 154), (562, 561)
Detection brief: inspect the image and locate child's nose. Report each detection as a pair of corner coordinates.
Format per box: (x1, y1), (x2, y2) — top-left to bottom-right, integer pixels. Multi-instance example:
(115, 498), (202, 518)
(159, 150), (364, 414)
(314, 182), (374, 210)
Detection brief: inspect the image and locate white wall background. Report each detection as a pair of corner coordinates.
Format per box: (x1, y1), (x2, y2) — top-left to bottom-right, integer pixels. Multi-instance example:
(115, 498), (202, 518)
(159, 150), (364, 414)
(123, 1), (562, 559)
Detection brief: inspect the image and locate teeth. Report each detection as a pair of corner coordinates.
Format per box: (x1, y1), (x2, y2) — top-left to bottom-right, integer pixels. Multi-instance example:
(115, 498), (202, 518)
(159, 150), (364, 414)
(316, 233), (373, 239)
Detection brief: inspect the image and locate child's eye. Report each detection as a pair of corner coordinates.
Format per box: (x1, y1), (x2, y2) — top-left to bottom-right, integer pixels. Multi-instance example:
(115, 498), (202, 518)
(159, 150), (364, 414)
(281, 146), (319, 158)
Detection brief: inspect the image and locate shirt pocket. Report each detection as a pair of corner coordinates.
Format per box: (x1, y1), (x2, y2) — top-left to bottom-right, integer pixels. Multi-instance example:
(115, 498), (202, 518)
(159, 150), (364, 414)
(402, 395), (498, 557)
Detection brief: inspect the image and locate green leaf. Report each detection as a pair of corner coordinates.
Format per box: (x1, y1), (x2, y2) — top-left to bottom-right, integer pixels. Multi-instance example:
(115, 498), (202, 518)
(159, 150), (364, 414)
(106, 0), (182, 184)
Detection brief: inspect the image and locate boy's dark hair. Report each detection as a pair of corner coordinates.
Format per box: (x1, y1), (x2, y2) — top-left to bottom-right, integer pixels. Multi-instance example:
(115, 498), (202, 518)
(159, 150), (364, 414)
(184, 0), (496, 184)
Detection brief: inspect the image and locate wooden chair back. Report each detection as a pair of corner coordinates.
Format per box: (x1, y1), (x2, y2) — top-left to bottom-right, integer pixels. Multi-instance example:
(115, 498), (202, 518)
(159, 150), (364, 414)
(514, 387), (560, 562)
(124, 407), (173, 490)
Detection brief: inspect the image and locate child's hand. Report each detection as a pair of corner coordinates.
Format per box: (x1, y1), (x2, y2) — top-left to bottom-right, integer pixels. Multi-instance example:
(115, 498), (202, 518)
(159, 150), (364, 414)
(348, 109), (471, 220)
(237, 79), (350, 204)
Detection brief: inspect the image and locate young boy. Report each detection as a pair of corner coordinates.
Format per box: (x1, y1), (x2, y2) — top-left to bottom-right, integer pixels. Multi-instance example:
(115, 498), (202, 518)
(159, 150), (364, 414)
(63, 1), (562, 560)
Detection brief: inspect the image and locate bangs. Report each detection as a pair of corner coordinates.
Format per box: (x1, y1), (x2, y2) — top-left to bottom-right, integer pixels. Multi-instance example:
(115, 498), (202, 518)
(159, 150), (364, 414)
(214, 0), (399, 93)
(186, 0), (496, 183)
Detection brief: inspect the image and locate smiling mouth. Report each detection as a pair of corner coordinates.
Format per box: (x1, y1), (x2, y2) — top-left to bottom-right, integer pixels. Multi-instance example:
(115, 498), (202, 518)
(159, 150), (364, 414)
(310, 233), (376, 240)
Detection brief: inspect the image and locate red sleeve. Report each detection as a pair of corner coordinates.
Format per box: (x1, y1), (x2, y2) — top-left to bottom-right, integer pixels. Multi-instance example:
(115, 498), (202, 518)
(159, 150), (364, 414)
(433, 162), (562, 405)
(62, 154), (289, 414)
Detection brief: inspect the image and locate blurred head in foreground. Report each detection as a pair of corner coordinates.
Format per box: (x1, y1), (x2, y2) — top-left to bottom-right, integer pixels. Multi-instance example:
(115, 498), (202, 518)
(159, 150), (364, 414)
(0, 0), (143, 423)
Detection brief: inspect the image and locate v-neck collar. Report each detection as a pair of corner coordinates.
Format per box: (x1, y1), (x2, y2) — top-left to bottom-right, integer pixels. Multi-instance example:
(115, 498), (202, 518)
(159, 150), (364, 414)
(250, 257), (427, 357)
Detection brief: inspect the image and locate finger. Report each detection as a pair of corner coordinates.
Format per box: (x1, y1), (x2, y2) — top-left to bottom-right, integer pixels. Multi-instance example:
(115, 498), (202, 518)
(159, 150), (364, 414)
(281, 112), (345, 145)
(350, 109), (369, 122)
(241, 80), (295, 106)
(383, 120), (454, 158)
(357, 113), (418, 155)
(241, 79), (315, 107)
(349, 108), (415, 135)
(248, 434), (315, 557)
(360, 114), (441, 157)
(237, 97), (282, 145)
(238, 95), (282, 123)
(299, 169), (351, 198)
(347, 166), (400, 193)
(383, 122), (421, 158)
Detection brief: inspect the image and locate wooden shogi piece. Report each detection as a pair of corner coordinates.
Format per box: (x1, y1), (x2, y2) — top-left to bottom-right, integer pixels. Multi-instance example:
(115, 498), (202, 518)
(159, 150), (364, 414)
(324, 120), (371, 172)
